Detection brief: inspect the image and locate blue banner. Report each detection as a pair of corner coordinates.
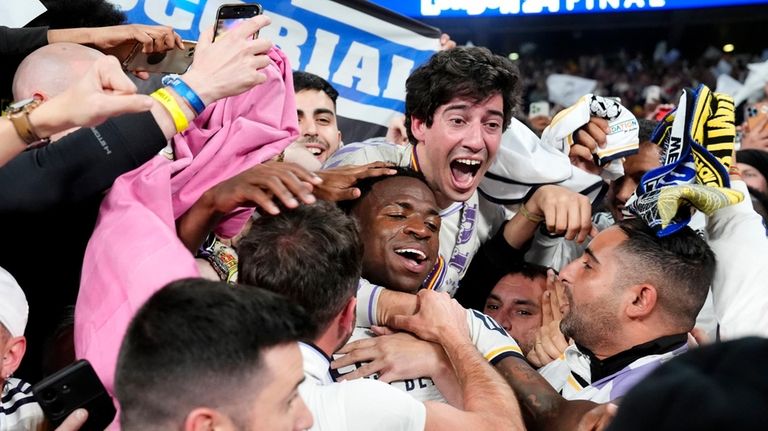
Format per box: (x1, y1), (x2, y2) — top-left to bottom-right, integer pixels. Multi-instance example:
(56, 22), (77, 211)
(110, 0), (441, 133)
(368, 0), (768, 18)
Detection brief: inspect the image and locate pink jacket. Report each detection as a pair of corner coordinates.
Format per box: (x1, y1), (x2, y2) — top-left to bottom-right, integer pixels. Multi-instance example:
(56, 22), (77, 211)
(74, 47), (298, 395)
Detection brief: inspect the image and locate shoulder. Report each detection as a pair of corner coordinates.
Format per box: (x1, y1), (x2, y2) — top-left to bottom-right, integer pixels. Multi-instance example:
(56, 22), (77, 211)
(324, 141), (410, 168)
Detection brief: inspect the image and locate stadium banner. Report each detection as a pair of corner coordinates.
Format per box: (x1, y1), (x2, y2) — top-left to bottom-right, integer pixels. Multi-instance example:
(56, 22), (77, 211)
(108, 0), (442, 142)
(369, 0), (768, 18)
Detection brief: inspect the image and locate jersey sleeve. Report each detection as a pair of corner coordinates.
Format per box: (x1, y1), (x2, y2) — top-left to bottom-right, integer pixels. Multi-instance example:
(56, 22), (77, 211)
(355, 278), (383, 327)
(466, 308), (524, 365)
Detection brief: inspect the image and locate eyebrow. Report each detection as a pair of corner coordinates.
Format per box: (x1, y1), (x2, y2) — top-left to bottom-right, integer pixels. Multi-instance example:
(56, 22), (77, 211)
(443, 104), (504, 119)
(585, 247), (601, 265)
(394, 201), (440, 217)
(313, 108), (335, 117)
(488, 293), (536, 307)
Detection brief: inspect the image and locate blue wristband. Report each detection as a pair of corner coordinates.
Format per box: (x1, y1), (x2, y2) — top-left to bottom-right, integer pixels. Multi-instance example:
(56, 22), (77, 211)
(162, 74), (205, 115)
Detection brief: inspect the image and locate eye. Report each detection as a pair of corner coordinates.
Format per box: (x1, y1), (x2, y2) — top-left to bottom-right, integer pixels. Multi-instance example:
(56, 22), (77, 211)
(316, 116), (332, 125)
(425, 221), (439, 232)
(515, 310), (533, 316)
(486, 304), (500, 311)
(449, 117), (466, 126)
(387, 213), (406, 220)
(485, 121), (501, 131)
(582, 260), (592, 270)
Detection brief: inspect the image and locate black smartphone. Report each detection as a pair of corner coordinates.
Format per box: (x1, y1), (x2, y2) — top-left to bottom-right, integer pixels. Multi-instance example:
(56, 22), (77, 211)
(32, 360), (117, 431)
(214, 3), (263, 42)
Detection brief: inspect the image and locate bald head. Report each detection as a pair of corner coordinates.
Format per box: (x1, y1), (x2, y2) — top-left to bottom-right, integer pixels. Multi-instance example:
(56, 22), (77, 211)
(12, 42), (105, 101)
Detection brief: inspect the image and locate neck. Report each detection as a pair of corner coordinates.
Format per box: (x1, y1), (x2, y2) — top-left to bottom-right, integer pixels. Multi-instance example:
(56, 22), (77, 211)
(313, 329), (343, 357)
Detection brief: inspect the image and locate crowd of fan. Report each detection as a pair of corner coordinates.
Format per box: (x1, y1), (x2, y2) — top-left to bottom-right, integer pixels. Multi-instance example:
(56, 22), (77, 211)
(1, 1), (768, 431)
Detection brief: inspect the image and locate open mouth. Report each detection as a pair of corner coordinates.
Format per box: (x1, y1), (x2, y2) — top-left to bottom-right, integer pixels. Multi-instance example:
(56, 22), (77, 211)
(450, 158), (482, 190)
(305, 145), (325, 158)
(393, 247), (429, 273)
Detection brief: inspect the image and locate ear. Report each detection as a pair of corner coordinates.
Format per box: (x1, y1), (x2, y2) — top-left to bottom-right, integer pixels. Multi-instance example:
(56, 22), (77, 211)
(625, 284), (657, 319)
(410, 116), (428, 143)
(32, 92), (47, 102)
(185, 407), (229, 431)
(337, 129), (343, 144)
(2, 336), (26, 379)
(339, 296), (357, 336)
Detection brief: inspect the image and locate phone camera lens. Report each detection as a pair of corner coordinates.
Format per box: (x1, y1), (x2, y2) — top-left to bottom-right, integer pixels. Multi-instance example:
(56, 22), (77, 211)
(40, 388), (58, 403)
(61, 384), (71, 394)
(147, 52), (167, 65)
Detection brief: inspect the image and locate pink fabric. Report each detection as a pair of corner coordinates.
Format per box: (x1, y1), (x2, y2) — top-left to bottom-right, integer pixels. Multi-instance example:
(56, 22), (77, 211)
(74, 47), (298, 396)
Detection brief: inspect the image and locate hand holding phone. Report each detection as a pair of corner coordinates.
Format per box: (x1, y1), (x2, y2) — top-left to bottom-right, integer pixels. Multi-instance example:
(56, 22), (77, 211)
(179, 13), (273, 105)
(746, 102), (768, 133)
(122, 41), (197, 74)
(32, 360), (116, 431)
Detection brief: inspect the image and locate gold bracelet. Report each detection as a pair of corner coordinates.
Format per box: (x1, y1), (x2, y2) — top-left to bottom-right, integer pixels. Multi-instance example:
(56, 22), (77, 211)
(151, 88), (189, 133)
(519, 203), (545, 224)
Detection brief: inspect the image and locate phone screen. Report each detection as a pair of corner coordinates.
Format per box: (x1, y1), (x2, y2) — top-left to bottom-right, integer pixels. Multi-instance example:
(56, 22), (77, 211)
(214, 4), (262, 42)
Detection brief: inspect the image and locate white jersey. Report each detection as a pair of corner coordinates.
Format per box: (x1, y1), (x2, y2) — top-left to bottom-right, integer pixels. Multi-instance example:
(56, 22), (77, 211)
(325, 142), (504, 296)
(299, 342), (426, 431)
(0, 378), (45, 431)
(538, 342), (687, 403)
(350, 278), (524, 402)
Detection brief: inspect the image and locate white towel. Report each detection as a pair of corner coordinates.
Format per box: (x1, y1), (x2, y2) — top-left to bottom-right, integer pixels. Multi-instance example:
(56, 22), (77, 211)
(541, 94), (640, 181)
(479, 118), (606, 214)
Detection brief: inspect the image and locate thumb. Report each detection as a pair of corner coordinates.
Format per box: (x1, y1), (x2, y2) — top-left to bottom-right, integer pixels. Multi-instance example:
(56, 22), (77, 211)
(371, 325), (396, 336)
(197, 26), (214, 50)
(389, 314), (412, 332)
(55, 409), (88, 431)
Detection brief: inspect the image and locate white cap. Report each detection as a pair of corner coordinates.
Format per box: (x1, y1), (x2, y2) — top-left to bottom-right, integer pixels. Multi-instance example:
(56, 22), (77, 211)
(0, 266), (28, 337)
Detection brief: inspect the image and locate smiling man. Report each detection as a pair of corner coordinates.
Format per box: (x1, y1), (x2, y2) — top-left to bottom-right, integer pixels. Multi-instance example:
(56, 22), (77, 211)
(288, 71), (343, 163)
(325, 47), (595, 296)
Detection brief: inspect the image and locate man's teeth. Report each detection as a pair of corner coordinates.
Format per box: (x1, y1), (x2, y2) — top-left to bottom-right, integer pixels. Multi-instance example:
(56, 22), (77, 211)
(455, 159), (480, 166)
(308, 148), (323, 155)
(395, 248), (426, 261)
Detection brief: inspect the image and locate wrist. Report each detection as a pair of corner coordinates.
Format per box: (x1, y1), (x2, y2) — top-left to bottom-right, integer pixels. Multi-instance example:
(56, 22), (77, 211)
(179, 70), (216, 106)
(26, 100), (65, 139)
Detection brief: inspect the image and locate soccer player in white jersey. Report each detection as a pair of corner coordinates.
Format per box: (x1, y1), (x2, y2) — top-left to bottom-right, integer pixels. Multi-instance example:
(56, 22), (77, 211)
(237, 202), (524, 431)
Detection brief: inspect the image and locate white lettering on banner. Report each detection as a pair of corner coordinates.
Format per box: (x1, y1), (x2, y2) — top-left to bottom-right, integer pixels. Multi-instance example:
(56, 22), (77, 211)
(421, 0), (665, 15)
(522, 0), (560, 13)
(381, 55), (414, 101)
(305, 29), (341, 80)
(599, 0), (620, 9)
(259, 12), (309, 69)
(144, 0), (197, 30)
(332, 41), (382, 97)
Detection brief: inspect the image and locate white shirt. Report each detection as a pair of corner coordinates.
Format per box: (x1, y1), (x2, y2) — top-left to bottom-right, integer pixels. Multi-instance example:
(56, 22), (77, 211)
(1, 378), (45, 431)
(299, 342), (427, 431)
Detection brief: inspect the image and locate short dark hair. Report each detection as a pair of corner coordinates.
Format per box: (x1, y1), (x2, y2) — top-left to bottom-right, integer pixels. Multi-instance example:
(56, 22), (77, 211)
(27, 0), (126, 28)
(616, 219), (715, 329)
(238, 202), (362, 331)
(339, 167), (431, 213)
(293, 71), (339, 108)
(404, 46), (521, 145)
(510, 262), (549, 281)
(115, 278), (314, 430)
(637, 118), (659, 144)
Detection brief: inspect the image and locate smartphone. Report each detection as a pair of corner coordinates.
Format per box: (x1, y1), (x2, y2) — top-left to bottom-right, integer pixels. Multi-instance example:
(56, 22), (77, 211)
(122, 41), (197, 74)
(746, 102), (768, 132)
(214, 3), (263, 42)
(529, 101), (550, 118)
(32, 360), (116, 431)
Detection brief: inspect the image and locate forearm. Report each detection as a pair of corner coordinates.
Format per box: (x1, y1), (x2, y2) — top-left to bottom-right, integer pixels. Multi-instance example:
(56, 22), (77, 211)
(429, 351), (464, 408)
(0, 111), (166, 211)
(495, 356), (596, 431)
(47, 28), (98, 45)
(176, 191), (224, 252)
(0, 119), (29, 166)
(442, 335), (522, 429)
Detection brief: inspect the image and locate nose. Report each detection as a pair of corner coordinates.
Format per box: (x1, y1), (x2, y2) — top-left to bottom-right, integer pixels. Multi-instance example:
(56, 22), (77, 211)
(499, 314), (513, 332)
(294, 396), (314, 431)
(559, 260), (578, 285)
(403, 215), (432, 239)
(462, 121), (485, 152)
(301, 117), (317, 136)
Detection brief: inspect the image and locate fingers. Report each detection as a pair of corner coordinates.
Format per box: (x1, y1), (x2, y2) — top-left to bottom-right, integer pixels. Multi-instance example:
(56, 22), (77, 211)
(336, 362), (381, 381)
(541, 289), (554, 325)
(54, 409), (88, 431)
(370, 325), (396, 336)
(569, 143), (594, 162)
(96, 56), (139, 94)
(355, 165), (399, 180)
(197, 26), (214, 50)
(228, 15), (272, 40)
(243, 186), (280, 215)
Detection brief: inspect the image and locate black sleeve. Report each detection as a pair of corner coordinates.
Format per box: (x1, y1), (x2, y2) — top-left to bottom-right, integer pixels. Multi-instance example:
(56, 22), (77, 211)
(0, 111), (167, 212)
(0, 26), (49, 55)
(454, 221), (529, 311)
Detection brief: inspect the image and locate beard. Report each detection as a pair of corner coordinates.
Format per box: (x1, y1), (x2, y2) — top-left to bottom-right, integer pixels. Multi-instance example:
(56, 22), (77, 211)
(560, 291), (620, 352)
